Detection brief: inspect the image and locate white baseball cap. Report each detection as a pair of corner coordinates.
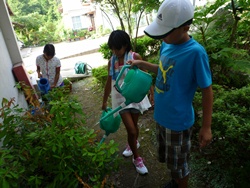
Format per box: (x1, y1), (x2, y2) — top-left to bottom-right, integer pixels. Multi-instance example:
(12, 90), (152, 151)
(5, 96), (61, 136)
(144, 0), (194, 39)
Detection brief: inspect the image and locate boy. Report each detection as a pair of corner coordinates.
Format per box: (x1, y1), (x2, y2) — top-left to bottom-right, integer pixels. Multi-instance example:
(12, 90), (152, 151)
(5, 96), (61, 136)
(128, 0), (213, 187)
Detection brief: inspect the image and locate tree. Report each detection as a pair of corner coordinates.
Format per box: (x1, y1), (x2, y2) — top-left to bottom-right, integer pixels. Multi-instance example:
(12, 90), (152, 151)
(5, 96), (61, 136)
(8, 0), (63, 46)
(94, 0), (161, 50)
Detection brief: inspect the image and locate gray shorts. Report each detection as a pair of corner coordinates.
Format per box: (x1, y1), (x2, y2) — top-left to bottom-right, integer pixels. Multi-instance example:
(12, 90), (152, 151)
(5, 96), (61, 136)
(119, 108), (140, 114)
(156, 123), (193, 179)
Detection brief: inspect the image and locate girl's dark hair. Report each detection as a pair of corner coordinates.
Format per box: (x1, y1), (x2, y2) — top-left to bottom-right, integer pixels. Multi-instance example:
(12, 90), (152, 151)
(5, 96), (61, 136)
(43, 44), (55, 57)
(108, 30), (132, 53)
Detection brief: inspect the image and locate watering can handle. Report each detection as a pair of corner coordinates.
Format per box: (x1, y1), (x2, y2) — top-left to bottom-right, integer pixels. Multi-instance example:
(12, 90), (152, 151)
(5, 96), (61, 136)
(115, 64), (138, 93)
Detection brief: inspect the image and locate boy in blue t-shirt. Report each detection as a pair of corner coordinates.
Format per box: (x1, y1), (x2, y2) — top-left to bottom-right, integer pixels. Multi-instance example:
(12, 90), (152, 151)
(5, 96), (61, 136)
(128, 0), (213, 187)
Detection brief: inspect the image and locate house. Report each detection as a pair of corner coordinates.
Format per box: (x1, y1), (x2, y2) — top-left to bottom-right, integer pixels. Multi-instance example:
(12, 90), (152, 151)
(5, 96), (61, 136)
(0, 1), (33, 111)
(61, 0), (94, 31)
(60, 0), (120, 33)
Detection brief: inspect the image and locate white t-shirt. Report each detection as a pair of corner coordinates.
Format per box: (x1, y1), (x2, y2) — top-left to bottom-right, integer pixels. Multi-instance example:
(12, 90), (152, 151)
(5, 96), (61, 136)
(36, 55), (63, 87)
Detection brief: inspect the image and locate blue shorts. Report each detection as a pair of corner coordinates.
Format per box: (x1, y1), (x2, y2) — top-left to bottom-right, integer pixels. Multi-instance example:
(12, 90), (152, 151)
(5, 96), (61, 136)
(156, 123), (193, 179)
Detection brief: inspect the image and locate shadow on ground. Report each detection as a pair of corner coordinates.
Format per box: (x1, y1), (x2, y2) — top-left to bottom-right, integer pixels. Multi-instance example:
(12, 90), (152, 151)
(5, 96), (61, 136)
(71, 77), (171, 188)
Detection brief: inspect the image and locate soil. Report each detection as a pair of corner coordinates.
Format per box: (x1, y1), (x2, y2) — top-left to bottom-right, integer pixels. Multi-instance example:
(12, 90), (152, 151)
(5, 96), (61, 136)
(71, 77), (171, 188)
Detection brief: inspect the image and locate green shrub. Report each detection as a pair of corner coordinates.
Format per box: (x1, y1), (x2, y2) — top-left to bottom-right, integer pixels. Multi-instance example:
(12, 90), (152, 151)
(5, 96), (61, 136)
(0, 88), (120, 187)
(99, 35), (161, 60)
(191, 85), (250, 187)
(132, 36), (161, 59)
(193, 1), (250, 89)
(92, 65), (108, 89)
(99, 43), (112, 60)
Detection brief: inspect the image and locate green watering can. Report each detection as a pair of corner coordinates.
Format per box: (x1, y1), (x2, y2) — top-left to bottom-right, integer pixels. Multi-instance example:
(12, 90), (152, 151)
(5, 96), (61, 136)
(115, 64), (152, 104)
(99, 65), (152, 145)
(99, 107), (121, 145)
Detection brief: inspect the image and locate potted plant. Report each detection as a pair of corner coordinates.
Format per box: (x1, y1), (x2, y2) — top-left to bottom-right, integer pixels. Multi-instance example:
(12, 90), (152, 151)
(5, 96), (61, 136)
(77, 29), (86, 40)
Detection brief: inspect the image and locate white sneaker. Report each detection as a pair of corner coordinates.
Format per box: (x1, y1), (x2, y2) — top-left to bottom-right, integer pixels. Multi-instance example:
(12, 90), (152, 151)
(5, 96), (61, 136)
(122, 141), (140, 157)
(133, 157), (148, 175)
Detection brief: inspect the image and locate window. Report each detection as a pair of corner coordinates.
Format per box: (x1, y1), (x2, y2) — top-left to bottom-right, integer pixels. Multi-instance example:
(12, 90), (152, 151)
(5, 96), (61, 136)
(72, 16), (82, 30)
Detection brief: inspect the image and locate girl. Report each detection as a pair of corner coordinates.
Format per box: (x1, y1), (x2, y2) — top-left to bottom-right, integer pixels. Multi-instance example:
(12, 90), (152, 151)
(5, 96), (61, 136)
(36, 44), (63, 89)
(102, 30), (152, 175)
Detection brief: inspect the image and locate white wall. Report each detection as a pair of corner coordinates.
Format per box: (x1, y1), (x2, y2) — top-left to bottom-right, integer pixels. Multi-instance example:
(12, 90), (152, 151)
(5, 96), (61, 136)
(0, 30), (27, 108)
(94, 4), (121, 31)
(61, 0), (91, 30)
(0, 1), (27, 110)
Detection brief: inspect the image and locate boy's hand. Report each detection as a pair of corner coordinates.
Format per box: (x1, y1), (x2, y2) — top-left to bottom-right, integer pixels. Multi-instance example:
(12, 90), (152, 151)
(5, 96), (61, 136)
(199, 126), (212, 148)
(127, 60), (141, 68)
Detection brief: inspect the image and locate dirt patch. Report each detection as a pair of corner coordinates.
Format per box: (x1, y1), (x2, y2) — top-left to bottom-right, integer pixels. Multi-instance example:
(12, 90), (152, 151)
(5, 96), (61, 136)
(71, 77), (171, 188)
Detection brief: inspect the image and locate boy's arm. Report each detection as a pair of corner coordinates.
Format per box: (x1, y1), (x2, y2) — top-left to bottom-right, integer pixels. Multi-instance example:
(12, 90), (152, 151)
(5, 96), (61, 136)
(199, 85), (213, 148)
(127, 60), (159, 74)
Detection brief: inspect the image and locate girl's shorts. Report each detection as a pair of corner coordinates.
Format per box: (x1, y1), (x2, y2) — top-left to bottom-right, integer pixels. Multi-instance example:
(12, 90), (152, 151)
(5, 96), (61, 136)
(119, 108), (140, 114)
(156, 123), (193, 179)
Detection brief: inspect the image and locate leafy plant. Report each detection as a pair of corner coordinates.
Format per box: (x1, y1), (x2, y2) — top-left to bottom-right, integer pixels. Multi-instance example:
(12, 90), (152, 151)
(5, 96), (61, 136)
(193, 0), (250, 88)
(132, 36), (161, 59)
(92, 65), (108, 89)
(76, 29), (88, 38)
(191, 84), (250, 187)
(99, 43), (112, 60)
(99, 35), (161, 60)
(0, 86), (121, 187)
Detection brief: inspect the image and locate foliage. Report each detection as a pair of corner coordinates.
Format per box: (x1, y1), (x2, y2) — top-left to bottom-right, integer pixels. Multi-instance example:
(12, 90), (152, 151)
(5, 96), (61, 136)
(191, 84), (250, 187)
(92, 65), (108, 89)
(65, 29), (93, 41)
(193, 0), (250, 88)
(0, 86), (120, 187)
(76, 29), (87, 38)
(8, 0), (63, 46)
(99, 42), (112, 60)
(94, 0), (161, 49)
(99, 35), (161, 60)
(63, 78), (72, 85)
(132, 36), (161, 59)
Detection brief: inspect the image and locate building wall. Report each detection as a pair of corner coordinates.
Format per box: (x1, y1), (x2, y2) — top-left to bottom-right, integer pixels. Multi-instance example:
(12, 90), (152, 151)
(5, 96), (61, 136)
(62, 9), (91, 30)
(94, 4), (120, 31)
(61, 0), (91, 30)
(0, 30), (26, 107)
(0, 1), (28, 111)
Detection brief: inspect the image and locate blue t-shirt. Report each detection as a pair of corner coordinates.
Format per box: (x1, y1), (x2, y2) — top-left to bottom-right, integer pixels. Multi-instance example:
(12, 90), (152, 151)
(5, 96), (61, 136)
(154, 37), (212, 131)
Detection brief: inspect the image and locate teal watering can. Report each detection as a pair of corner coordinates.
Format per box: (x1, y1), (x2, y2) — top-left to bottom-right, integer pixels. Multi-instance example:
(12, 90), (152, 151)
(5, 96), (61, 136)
(100, 65), (152, 142)
(98, 107), (121, 145)
(115, 64), (152, 105)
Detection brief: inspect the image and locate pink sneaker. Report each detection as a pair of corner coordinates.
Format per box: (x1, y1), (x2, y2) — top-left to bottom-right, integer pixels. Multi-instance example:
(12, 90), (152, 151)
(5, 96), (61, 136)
(122, 141), (140, 157)
(132, 157), (148, 175)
